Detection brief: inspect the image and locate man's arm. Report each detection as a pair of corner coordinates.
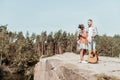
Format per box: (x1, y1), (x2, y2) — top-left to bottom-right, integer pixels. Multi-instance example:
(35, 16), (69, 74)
(92, 27), (98, 38)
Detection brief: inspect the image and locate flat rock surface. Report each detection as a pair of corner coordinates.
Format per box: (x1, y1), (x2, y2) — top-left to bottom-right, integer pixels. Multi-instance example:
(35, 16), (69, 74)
(34, 52), (120, 80)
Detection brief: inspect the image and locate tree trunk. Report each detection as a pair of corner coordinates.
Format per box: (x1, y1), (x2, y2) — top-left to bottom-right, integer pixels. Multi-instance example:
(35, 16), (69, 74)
(58, 46), (63, 54)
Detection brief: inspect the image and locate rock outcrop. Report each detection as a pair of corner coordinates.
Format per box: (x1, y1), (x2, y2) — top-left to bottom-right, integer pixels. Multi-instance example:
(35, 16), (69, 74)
(34, 52), (120, 80)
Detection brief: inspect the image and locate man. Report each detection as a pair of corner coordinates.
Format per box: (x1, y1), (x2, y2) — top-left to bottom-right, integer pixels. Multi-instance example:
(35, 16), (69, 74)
(87, 19), (98, 58)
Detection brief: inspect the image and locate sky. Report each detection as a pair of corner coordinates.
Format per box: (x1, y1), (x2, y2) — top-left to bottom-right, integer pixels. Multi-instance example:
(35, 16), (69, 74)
(0, 0), (120, 36)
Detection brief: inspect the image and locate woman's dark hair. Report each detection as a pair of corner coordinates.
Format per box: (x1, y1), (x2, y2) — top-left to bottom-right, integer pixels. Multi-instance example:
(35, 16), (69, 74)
(78, 24), (84, 29)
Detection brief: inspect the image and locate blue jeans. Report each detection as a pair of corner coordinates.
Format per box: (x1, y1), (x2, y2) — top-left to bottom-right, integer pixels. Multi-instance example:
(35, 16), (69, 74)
(88, 40), (96, 50)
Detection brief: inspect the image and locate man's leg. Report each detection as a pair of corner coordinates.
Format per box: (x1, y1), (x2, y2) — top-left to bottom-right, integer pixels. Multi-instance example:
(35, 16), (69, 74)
(89, 50), (93, 57)
(93, 50), (96, 54)
(88, 42), (93, 57)
(93, 40), (99, 60)
(92, 41), (96, 54)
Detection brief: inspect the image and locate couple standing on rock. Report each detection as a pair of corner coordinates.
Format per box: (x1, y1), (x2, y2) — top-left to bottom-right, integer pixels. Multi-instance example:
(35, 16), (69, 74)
(77, 19), (98, 63)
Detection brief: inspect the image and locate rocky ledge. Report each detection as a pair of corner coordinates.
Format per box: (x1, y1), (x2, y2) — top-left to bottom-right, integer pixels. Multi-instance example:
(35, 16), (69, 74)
(34, 52), (120, 80)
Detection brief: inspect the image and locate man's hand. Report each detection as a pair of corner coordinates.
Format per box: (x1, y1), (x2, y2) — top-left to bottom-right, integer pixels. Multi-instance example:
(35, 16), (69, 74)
(92, 36), (95, 40)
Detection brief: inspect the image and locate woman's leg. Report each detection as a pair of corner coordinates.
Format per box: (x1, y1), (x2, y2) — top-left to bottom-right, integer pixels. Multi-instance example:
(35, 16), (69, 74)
(80, 49), (84, 61)
(82, 49), (86, 60)
(80, 49), (88, 63)
(83, 49), (86, 55)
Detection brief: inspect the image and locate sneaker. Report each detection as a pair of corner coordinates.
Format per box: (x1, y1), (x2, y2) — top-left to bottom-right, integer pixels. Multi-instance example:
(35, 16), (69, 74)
(81, 60), (88, 64)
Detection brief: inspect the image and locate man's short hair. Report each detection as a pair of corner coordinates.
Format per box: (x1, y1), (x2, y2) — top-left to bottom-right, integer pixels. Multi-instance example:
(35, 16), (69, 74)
(88, 19), (92, 22)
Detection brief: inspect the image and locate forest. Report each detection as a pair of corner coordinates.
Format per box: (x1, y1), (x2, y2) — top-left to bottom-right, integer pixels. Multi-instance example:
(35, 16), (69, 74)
(0, 25), (120, 80)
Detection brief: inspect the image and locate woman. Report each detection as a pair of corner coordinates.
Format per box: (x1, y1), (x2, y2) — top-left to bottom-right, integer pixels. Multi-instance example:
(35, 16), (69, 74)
(77, 24), (88, 63)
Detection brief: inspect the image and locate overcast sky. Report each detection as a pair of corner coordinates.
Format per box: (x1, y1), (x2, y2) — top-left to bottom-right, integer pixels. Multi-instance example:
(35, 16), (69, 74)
(0, 0), (120, 36)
